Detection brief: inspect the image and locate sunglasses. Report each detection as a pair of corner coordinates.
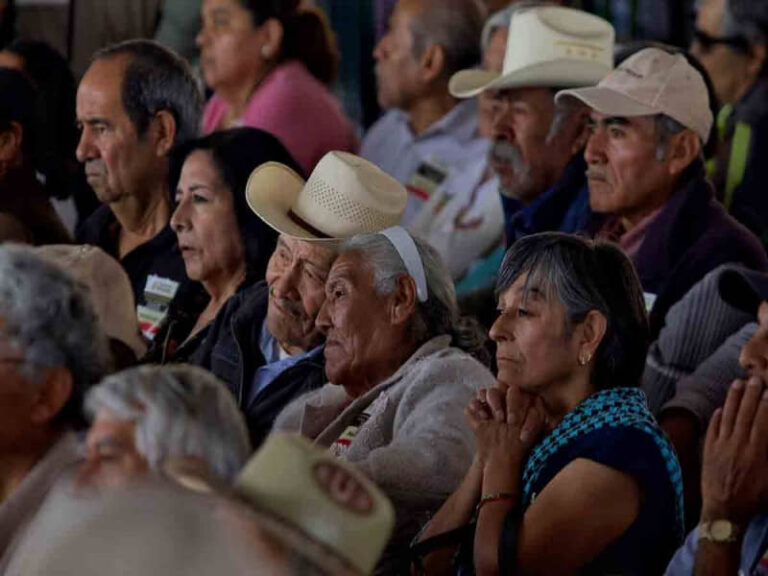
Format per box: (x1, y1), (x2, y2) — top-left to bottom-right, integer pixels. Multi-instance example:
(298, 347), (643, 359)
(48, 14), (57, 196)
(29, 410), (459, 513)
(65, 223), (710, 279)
(692, 27), (752, 55)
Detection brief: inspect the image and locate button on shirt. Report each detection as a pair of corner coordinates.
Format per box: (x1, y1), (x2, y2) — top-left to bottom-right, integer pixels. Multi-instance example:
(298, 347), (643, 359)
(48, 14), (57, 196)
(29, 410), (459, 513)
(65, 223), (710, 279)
(252, 321), (323, 403)
(360, 100), (489, 226)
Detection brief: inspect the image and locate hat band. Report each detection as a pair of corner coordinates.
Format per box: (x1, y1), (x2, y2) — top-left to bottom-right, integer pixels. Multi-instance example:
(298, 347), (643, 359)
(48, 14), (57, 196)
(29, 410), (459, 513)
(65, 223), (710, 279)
(288, 209), (332, 239)
(379, 226), (428, 303)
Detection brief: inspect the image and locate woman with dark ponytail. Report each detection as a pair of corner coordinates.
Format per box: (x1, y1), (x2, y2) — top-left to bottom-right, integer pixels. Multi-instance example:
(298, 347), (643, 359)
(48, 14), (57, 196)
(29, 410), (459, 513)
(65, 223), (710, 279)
(198, 0), (357, 174)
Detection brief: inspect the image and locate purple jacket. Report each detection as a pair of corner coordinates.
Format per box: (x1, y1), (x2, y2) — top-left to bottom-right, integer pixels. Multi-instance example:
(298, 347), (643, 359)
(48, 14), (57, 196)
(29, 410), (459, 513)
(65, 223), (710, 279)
(632, 165), (768, 337)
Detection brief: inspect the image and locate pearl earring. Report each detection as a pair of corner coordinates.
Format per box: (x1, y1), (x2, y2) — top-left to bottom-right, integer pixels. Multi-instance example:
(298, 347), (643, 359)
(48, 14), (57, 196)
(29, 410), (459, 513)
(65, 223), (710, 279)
(261, 45), (272, 59)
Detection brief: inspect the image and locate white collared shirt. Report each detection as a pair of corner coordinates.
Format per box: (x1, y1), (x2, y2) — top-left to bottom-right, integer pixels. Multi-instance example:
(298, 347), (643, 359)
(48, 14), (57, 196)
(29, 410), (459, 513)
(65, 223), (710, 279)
(360, 100), (489, 226)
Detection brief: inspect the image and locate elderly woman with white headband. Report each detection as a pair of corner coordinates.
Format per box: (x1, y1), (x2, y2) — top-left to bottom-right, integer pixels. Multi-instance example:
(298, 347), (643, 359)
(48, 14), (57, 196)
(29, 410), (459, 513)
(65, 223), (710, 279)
(273, 226), (494, 573)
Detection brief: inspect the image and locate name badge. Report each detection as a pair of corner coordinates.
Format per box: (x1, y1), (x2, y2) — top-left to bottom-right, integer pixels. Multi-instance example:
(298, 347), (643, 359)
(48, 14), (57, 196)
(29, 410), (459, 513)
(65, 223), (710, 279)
(406, 160), (449, 201)
(145, 275), (180, 304)
(138, 275), (181, 341)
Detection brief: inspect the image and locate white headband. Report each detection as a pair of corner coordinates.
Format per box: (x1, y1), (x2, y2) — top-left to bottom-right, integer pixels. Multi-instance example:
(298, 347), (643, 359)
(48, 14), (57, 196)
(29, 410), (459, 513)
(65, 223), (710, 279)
(379, 226), (428, 303)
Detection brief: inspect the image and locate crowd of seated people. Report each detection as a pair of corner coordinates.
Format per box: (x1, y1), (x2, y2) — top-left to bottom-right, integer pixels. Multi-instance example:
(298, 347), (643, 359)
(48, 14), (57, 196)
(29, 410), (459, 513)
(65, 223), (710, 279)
(2, 0), (768, 574)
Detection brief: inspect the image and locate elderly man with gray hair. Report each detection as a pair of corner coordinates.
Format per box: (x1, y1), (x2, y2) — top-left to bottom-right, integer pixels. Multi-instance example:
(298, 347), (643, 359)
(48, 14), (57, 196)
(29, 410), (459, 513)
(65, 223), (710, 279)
(0, 245), (108, 561)
(407, 5), (508, 283)
(76, 364), (251, 489)
(450, 3), (614, 248)
(274, 227), (494, 573)
(692, 0), (768, 245)
(361, 0), (487, 227)
(449, 4), (615, 301)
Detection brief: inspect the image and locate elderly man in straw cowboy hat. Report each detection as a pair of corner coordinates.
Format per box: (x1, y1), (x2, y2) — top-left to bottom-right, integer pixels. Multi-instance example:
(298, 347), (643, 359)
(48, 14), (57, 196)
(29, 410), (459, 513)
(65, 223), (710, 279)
(450, 3), (614, 248)
(194, 151), (407, 449)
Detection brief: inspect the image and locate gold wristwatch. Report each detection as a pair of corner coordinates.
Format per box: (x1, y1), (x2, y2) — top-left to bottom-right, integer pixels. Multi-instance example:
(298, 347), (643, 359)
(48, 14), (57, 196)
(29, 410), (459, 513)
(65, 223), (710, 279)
(698, 519), (740, 543)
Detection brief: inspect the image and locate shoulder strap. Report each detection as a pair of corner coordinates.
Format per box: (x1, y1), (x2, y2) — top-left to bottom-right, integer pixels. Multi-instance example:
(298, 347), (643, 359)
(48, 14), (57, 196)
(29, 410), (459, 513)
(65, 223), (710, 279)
(409, 523), (474, 575)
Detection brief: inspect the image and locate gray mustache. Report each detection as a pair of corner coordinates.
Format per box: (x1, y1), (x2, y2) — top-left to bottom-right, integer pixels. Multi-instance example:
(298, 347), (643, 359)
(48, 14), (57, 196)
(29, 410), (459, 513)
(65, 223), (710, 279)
(489, 140), (526, 171)
(269, 287), (304, 319)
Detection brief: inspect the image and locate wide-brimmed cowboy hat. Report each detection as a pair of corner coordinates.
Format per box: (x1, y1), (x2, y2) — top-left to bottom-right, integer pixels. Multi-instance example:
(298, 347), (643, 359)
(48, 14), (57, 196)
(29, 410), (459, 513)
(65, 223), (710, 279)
(450, 5), (614, 98)
(234, 433), (395, 575)
(245, 151), (407, 242)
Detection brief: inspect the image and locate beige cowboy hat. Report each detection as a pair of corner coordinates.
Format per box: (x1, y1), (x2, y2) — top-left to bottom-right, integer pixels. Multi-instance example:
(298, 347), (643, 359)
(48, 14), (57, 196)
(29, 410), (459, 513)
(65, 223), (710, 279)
(246, 151), (407, 242)
(450, 5), (615, 98)
(234, 433), (396, 575)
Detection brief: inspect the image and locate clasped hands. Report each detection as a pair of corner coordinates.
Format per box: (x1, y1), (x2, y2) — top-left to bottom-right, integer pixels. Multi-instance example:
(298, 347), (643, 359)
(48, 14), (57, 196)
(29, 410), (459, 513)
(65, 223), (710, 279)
(465, 384), (546, 468)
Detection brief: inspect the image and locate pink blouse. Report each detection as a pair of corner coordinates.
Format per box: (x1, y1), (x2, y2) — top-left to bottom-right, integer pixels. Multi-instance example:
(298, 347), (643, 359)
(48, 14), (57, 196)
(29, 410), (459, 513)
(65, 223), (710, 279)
(202, 61), (358, 175)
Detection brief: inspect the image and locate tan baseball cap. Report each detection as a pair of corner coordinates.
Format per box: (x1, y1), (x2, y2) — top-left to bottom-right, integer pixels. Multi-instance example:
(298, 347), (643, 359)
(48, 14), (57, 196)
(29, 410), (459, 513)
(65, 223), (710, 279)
(34, 244), (146, 359)
(556, 47), (713, 142)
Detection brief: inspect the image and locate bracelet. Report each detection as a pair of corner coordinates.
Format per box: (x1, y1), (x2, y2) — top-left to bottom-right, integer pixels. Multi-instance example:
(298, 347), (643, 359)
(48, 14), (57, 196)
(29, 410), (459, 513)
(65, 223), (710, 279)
(476, 492), (517, 514)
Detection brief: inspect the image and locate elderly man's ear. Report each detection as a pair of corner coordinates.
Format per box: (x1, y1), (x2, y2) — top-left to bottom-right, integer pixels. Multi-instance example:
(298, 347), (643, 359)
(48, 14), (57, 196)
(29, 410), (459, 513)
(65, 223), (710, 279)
(149, 110), (177, 158)
(570, 108), (592, 155)
(29, 367), (73, 425)
(665, 129), (702, 177)
(389, 275), (419, 326)
(418, 44), (447, 85)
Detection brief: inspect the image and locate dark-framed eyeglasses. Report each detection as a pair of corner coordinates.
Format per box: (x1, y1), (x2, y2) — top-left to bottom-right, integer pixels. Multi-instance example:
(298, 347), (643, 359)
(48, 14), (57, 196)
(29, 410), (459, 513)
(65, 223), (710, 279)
(692, 27), (752, 55)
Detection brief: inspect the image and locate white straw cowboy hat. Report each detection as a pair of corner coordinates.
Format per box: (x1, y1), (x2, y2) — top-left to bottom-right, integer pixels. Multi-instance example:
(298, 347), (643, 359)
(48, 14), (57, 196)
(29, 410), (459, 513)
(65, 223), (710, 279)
(246, 151), (407, 242)
(234, 433), (395, 575)
(450, 5), (614, 98)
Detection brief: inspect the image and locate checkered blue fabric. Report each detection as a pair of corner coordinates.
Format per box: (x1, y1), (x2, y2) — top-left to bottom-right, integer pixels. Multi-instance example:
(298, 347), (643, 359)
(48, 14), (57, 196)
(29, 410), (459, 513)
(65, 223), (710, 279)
(521, 387), (685, 539)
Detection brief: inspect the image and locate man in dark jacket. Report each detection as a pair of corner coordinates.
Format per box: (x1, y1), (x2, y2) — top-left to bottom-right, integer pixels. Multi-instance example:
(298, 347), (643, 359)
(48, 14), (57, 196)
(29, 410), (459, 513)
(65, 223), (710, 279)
(559, 47), (768, 338)
(195, 152), (407, 448)
(195, 241), (334, 449)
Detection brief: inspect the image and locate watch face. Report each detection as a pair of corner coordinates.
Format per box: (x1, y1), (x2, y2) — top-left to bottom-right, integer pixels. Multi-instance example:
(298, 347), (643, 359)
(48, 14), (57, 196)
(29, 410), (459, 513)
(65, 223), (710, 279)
(711, 520), (734, 541)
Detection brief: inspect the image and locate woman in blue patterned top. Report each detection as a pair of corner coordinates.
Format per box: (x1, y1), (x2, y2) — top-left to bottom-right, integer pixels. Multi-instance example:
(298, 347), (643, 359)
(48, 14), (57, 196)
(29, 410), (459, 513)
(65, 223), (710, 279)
(415, 232), (684, 575)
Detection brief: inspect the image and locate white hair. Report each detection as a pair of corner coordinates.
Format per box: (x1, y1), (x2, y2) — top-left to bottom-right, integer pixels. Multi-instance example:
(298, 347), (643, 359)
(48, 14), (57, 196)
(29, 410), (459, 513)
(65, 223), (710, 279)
(0, 244), (108, 426)
(85, 365), (251, 482)
(341, 233), (490, 366)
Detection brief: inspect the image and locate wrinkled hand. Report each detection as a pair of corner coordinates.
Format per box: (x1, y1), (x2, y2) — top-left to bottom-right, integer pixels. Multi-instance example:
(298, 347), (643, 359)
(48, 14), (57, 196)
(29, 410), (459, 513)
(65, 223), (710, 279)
(466, 385), (545, 466)
(701, 377), (768, 524)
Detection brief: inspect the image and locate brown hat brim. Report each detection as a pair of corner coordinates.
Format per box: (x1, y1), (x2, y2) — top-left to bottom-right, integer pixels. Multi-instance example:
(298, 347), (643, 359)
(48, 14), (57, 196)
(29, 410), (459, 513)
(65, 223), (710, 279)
(245, 162), (339, 243)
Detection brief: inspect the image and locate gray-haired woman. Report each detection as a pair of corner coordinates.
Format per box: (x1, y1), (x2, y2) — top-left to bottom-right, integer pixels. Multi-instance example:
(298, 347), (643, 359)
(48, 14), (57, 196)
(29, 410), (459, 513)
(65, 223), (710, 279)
(416, 232), (685, 575)
(273, 227), (495, 574)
